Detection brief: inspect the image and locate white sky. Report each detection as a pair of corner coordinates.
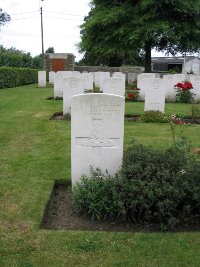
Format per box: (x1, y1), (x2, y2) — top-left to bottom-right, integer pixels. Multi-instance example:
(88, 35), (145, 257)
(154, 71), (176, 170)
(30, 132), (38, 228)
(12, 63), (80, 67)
(1, 0), (91, 61)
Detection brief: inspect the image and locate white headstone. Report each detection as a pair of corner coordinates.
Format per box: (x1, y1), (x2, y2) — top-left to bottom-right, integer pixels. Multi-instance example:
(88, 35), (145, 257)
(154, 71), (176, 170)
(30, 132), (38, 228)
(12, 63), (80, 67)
(95, 72), (110, 87)
(49, 71), (55, 85)
(101, 77), (125, 96)
(63, 77), (84, 115)
(38, 71), (46, 87)
(82, 73), (93, 90)
(112, 72), (126, 84)
(137, 73), (160, 100)
(53, 71), (73, 98)
(99, 72), (110, 89)
(189, 75), (200, 101)
(71, 93), (125, 185)
(163, 74), (186, 101)
(72, 71), (81, 78)
(144, 78), (165, 113)
(128, 73), (137, 84)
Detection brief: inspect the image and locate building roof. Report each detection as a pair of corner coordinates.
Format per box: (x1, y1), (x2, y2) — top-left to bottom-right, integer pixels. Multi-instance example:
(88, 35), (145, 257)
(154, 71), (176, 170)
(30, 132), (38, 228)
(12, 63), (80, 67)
(151, 56), (196, 64)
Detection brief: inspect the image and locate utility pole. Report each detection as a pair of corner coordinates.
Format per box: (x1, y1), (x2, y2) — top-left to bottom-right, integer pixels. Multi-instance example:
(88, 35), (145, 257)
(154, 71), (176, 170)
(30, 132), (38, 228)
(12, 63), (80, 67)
(40, 1), (44, 69)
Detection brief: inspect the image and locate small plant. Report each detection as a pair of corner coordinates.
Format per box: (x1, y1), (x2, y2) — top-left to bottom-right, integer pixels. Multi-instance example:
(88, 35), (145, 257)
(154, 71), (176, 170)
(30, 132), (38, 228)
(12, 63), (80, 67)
(169, 114), (191, 153)
(174, 81), (195, 103)
(140, 111), (168, 123)
(191, 103), (200, 123)
(126, 81), (141, 102)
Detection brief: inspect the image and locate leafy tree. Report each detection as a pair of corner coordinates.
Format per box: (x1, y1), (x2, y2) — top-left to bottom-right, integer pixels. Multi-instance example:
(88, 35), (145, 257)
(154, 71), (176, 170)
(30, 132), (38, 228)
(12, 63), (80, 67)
(0, 8), (10, 28)
(79, 0), (200, 71)
(0, 46), (42, 69)
(45, 47), (54, 53)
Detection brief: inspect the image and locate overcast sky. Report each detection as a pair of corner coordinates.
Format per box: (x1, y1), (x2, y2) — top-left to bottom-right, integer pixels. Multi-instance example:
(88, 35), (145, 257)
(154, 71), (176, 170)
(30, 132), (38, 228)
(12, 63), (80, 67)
(1, 0), (91, 61)
(1, 0), (189, 61)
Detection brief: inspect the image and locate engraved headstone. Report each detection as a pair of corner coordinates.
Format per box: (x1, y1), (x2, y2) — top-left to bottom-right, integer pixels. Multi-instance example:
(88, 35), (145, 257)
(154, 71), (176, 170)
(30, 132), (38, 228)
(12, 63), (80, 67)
(71, 93), (125, 185)
(38, 71), (46, 87)
(144, 78), (165, 113)
(137, 73), (160, 100)
(63, 77), (84, 115)
(101, 77), (125, 96)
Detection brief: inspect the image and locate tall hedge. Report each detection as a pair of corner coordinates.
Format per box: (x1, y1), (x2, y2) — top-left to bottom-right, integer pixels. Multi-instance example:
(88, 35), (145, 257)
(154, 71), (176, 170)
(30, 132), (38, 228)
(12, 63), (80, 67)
(0, 67), (39, 89)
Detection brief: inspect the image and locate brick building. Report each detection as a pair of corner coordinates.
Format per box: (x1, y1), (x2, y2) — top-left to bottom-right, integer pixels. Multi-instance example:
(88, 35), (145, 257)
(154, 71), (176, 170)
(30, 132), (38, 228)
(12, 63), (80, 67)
(44, 53), (75, 72)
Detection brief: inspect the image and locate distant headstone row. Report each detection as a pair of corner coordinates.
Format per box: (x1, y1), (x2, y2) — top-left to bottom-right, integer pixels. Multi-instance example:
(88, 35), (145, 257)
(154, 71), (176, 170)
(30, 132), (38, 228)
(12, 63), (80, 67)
(38, 71), (200, 116)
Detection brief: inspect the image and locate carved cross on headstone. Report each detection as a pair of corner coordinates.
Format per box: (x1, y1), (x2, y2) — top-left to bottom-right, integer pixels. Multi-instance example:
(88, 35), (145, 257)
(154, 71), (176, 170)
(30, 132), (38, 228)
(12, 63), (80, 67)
(75, 119), (120, 168)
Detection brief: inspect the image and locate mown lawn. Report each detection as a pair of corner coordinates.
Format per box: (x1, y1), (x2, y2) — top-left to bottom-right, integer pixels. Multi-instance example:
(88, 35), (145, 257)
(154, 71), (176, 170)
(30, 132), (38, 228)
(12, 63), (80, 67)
(0, 84), (200, 267)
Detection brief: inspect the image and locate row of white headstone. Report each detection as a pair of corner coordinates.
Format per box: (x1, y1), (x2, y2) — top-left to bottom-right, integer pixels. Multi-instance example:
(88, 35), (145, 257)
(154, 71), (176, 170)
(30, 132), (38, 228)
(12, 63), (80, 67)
(51, 71), (126, 115)
(38, 70), (137, 87)
(137, 73), (200, 102)
(38, 71), (200, 115)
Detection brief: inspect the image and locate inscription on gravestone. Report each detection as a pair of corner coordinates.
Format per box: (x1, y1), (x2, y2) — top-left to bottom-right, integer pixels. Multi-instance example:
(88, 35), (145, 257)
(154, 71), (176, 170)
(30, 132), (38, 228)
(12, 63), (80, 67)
(71, 93), (124, 185)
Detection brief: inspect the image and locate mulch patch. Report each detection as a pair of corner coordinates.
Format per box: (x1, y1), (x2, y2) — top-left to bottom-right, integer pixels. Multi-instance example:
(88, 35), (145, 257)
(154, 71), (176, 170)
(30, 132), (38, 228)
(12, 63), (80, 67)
(40, 180), (200, 232)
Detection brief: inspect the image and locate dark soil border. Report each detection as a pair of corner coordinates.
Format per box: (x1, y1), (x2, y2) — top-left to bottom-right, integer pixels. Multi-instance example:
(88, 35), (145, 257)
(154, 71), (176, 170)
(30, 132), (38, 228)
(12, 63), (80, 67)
(40, 180), (200, 232)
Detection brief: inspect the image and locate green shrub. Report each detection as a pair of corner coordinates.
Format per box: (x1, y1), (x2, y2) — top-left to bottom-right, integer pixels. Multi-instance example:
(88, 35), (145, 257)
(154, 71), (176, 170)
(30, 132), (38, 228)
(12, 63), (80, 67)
(72, 144), (200, 228)
(0, 67), (38, 89)
(72, 168), (118, 220)
(140, 111), (168, 123)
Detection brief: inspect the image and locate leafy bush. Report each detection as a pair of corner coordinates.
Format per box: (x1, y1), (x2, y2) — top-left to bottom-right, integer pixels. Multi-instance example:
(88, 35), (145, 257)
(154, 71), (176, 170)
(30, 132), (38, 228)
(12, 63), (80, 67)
(0, 67), (38, 89)
(72, 168), (118, 220)
(72, 144), (200, 228)
(140, 111), (168, 123)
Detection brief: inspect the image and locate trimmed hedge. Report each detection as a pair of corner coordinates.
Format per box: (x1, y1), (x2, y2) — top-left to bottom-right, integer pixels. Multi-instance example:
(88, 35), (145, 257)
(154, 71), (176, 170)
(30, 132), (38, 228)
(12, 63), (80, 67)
(0, 67), (39, 89)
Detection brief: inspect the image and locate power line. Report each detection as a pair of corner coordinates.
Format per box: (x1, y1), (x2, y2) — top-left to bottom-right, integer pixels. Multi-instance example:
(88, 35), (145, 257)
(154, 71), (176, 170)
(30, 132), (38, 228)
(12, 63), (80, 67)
(11, 16), (39, 21)
(10, 11), (39, 16)
(45, 10), (85, 17)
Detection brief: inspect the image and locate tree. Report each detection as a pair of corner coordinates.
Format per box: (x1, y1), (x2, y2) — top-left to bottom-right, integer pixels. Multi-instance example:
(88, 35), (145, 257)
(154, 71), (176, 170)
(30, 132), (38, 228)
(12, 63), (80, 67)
(79, 0), (200, 71)
(45, 47), (54, 53)
(0, 46), (43, 69)
(0, 8), (11, 28)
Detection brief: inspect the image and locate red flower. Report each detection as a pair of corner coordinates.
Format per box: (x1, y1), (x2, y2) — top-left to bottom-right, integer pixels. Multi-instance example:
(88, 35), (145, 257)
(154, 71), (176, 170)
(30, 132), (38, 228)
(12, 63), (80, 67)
(136, 88), (141, 91)
(175, 119), (182, 125)
(184, 82), (193, 89)
(128, 93), (135, 99)
(175, 82), (183, 88)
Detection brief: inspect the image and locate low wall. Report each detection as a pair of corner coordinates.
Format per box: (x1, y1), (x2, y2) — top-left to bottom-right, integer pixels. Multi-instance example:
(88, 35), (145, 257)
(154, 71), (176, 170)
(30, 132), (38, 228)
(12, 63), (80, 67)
(74, 65), (144, 74)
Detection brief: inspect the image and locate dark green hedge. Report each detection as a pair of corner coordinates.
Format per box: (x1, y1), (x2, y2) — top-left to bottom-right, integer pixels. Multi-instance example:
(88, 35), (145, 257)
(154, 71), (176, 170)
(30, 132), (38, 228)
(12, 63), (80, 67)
(0, 67), (39, 89)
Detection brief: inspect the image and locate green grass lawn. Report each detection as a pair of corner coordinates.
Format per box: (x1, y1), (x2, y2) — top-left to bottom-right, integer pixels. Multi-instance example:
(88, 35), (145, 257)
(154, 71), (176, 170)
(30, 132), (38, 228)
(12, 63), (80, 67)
(0, 84), (200, 267)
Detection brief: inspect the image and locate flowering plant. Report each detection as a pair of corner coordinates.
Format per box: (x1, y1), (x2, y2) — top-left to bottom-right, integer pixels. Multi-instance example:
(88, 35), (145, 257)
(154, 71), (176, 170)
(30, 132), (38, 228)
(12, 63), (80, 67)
(174, 81), (195, 103)
(169, 114), (191, 153)
(126, 81), (141, 102)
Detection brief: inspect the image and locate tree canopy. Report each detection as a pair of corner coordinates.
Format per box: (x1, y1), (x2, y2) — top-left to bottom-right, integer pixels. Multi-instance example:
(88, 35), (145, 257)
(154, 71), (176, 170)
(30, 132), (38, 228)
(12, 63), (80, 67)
(78, 0), (200, 71)
(0, 8), (10, 28)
